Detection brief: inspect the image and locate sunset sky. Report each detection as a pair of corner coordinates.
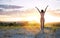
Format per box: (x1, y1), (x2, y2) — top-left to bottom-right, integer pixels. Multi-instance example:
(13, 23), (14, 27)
(0, 0), (60, 23)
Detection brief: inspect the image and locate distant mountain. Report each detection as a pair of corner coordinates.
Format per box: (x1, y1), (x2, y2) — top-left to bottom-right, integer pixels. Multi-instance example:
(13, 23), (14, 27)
(0, 5), (23, 9)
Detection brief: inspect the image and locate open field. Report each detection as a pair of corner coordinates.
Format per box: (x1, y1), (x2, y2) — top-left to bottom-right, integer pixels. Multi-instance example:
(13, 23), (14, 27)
(0, 22), (60, 38)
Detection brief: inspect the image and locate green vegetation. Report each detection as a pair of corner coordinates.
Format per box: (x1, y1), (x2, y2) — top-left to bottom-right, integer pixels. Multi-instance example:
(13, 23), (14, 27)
(0, 22), (27, 29)
(45, 22), (60, 30)
(0, 21), (28, 26)
(0, 21), (60, 30)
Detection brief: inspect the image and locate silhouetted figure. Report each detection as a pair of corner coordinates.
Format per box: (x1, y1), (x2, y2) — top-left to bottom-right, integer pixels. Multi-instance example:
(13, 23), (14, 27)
(35, 6), (48, 30)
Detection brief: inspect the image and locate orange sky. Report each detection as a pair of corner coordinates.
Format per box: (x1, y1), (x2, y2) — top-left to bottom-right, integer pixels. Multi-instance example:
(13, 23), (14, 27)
(0, 8), (60, 23)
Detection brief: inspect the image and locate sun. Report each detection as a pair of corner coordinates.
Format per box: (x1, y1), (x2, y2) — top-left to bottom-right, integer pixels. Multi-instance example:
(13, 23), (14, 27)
(0, 8), (60, 23)
(45, 12), (60, 23)
(25, 12), (60, 23)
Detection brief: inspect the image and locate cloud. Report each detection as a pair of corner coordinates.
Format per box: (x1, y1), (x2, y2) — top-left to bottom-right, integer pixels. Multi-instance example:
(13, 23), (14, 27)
(0, 8), (39, 17)
(0, 10), (21, 15)
(0, 5), (23, 9)
(0, 4), (24, 15)
(48, 10), (60, 17)
(0, 9), (3, 12)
